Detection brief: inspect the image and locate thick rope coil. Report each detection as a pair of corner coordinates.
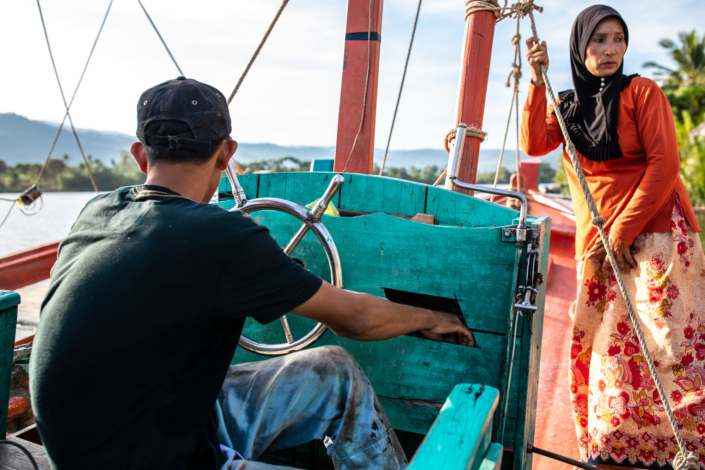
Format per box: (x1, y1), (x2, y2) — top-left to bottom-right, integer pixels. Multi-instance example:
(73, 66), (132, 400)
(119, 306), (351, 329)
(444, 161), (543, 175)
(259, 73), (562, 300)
(465, 0), (542, 23)
(527, 8), (698, 470)
(444, 126), (487, 153)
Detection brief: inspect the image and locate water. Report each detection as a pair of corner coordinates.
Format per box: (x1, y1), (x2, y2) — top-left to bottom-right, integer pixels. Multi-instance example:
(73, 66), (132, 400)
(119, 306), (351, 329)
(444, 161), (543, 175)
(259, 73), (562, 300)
(0, 192), (100, 257)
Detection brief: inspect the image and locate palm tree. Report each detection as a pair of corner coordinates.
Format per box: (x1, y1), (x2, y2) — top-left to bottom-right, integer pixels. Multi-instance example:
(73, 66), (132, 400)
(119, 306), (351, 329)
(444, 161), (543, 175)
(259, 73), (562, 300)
(643, 30), (705, 90)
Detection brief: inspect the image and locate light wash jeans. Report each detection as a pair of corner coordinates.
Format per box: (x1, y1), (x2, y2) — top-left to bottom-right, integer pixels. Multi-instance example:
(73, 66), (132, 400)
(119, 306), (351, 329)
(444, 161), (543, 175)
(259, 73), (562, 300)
(215, 346), (408, 470)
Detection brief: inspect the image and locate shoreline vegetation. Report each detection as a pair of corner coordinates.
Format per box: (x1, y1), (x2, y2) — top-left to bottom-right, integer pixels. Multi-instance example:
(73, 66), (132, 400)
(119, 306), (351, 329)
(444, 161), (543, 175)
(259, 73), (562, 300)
(0, 154), (556, 193)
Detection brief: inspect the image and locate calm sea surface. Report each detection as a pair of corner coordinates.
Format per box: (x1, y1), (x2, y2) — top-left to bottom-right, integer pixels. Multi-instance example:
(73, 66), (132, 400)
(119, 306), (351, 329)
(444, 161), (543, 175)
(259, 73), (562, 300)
(0, 192), (100, 257)
(1, 191), (704, 258)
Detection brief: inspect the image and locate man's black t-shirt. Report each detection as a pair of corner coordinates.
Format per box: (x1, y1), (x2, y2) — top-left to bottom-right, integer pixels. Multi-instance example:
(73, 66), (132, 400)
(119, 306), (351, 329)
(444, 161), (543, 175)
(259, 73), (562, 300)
(29, 185), (322, 469)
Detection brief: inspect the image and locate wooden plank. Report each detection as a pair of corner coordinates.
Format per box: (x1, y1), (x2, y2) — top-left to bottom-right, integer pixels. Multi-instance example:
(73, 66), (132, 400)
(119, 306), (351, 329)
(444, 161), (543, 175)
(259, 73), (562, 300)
(0, 299), (17, 435)
(0, 243), (58, 291)
(247, 211), (520, 336)
(333, 0), (383, 174)
(479, 443), (504, 470)
(514, 217), (551, 470)
(452, 7), (497, 191)
(407, 384), (499, 470)
(426, 186), (519, 228)
(377, 396), (441, 435)
(0, 292), (20, 312)
(234, 326), (523, 421)
(0, 437), (49, 470)
(338, 174), (426, 217)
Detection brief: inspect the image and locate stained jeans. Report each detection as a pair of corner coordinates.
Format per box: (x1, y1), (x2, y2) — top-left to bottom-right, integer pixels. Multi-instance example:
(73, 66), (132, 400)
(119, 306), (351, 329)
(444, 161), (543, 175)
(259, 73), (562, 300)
(215, 346), (408, 470)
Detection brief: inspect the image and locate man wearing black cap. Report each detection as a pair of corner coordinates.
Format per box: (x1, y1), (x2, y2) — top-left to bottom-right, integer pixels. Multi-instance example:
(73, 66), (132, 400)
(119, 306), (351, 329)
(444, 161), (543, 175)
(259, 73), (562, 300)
(30, 78), (473, 470)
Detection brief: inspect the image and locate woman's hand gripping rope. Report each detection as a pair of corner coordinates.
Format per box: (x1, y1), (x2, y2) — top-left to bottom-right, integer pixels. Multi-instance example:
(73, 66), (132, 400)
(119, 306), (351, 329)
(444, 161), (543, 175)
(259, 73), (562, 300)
(526, 36), (548, 87)
(587, 236), (637, 273)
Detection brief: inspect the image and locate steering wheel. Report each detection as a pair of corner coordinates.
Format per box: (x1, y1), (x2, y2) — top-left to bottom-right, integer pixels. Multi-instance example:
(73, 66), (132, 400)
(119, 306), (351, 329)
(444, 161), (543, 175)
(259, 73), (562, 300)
(225, 160), (344, 356)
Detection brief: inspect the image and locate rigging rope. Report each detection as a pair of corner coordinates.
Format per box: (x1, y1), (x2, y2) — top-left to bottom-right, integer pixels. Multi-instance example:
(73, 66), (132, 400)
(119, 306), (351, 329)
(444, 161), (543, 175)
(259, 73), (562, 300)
(379, 0), (423, 176)
(490, 22), (523, 202)
(227, 0), (291, 105)
(526, 5), (697, 469)
(432, 126), (487, 187)
(137, 0), (184, 76)
(35, 0), (110, 193)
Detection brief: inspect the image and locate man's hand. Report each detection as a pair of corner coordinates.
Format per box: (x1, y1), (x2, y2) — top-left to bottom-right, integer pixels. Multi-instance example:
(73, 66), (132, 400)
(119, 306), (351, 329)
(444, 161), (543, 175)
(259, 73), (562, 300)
(525, 36), (549, 86)
(587, 236), (637, 273)
(292, 282), (475, 347)
(421, 311), (476, 347)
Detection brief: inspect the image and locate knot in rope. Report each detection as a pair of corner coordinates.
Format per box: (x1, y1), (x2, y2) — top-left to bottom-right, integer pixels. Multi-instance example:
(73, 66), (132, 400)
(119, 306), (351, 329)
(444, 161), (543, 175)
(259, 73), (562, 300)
(591, 216), (606, 227)
(444, 126), (486, 153)
(465, 0), (542, 23)
(673, 450), (699, 470)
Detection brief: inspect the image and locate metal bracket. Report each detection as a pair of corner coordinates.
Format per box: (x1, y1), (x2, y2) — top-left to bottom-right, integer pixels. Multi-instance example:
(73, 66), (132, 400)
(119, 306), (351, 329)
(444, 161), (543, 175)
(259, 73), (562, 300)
(501, 226), (540, 244)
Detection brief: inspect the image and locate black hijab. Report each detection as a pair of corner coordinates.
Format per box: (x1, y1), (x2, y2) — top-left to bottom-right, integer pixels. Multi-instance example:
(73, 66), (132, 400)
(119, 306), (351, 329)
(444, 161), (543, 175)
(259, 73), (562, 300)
(555, 5), (638, 162)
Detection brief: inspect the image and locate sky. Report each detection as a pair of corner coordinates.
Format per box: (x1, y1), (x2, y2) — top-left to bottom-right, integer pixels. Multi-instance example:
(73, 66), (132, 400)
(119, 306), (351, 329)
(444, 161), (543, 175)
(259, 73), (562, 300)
(1, 0), (703, 152)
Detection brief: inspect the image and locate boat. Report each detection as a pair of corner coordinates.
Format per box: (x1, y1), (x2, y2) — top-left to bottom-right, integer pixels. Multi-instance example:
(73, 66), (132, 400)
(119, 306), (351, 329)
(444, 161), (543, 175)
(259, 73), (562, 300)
(0, 0), (586, 468)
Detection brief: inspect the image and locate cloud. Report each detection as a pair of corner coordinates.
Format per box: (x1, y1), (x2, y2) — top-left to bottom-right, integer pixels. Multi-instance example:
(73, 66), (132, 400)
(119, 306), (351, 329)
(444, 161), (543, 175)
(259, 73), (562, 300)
(1, 0), (702, 157)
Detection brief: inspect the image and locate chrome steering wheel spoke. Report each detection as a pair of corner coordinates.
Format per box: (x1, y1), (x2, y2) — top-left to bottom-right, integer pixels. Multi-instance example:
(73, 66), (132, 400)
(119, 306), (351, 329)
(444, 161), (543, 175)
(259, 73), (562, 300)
(225, 162), (344, 356)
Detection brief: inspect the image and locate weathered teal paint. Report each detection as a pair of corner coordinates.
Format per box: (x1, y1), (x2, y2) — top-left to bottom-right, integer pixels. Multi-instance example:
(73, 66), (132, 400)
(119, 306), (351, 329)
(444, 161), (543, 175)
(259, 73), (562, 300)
(216, 172), (550, 468)
(407, 384), (498, 470)
(479, 443), (504, 470)
(310, 159), (335, 172)
(0, 291), (19, 437)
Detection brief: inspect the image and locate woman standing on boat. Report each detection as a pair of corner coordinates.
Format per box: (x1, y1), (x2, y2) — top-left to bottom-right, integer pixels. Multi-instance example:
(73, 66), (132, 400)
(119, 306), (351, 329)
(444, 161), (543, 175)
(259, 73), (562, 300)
(522, 5), (705, 470)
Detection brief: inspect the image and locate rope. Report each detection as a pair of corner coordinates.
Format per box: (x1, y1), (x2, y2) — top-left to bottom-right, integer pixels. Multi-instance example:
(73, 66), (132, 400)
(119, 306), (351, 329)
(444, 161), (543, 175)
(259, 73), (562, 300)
(0, 440), (39, 470)
(227, 0), (291, 105)
(137, 0), (184, 76)
(491, 24), (523, 202)
(433, 126), (487, 186)
(465, 0), (542, 23)
(443, 126), (486, 153)
(341, 0), (374, 175)
(35, 0), (108, 193)
(379, 0), (423, 176)
(526, 8), (697, 470)
(0, 203), (14, 232)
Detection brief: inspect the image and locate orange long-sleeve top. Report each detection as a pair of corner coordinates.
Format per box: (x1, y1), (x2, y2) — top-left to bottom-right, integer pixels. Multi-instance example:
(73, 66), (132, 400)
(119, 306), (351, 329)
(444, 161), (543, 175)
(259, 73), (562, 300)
(521, 77), (700, 261)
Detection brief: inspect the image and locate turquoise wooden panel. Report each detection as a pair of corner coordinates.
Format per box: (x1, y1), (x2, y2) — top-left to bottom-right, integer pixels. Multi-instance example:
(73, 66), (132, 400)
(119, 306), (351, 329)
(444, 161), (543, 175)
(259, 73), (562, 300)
(338, 174), (426, 217)
(426, 185), (519, 228)
(258, 172), (341, 208)
(378, 397), (441, 435)
(246, 211), (520, 336)
(479, 443), (504, 470)
(234, 327), (523, 424)
(407, 384), (499, 470)
(311, 159), (334, 172)
(218, 174), (259, 200)
(0, 291), (19, 437)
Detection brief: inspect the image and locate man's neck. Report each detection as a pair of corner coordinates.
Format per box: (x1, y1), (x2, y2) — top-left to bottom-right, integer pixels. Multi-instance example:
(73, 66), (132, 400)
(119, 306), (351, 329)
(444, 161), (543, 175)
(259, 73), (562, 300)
(144, 163), (214, 203)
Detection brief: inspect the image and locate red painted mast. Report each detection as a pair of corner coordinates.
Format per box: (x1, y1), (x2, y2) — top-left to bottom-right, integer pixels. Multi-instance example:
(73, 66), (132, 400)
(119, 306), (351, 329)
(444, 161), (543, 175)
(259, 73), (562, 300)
(452, 8), (497, 193)
(333, 0), (384, 174)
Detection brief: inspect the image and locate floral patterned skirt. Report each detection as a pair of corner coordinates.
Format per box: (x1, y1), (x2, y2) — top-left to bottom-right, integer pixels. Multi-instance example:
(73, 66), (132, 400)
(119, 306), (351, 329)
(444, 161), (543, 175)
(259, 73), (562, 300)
(571, 199), (705, 469)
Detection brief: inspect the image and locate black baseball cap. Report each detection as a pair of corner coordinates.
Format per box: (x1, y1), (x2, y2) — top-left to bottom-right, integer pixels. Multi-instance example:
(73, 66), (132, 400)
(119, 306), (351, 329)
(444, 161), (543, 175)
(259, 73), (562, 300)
(136, 76), (232, 152)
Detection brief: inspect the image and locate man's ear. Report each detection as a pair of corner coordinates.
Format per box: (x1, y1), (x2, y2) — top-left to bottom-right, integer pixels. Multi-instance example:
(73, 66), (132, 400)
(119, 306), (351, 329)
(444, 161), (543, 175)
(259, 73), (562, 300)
(130, 142), (149, 174)
(215, 140), (239, 171)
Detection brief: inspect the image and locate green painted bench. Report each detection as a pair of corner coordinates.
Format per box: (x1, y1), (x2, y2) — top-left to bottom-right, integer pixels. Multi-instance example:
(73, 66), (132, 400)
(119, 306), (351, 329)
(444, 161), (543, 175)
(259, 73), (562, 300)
(408, 384), (502, 470)
(216, 171), (550, 469)
(0, 291), (20, 435)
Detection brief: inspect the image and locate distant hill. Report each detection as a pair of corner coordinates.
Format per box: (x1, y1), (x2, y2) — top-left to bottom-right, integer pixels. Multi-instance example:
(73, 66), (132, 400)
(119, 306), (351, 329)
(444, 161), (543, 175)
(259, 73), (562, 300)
(0, 113), (559, 171)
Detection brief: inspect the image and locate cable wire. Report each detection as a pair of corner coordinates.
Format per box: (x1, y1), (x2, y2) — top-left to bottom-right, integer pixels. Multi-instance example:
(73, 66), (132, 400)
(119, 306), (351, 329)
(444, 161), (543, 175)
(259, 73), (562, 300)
(379, 0), (422, 176)
(35, 0), (111, 192)
(137, 0), (184, 76)
(227, 0), (291, 105)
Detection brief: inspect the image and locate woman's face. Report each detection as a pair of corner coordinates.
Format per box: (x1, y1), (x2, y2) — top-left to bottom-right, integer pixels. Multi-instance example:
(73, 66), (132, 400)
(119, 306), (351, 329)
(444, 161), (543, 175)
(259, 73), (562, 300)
(584, 17), (627, 77)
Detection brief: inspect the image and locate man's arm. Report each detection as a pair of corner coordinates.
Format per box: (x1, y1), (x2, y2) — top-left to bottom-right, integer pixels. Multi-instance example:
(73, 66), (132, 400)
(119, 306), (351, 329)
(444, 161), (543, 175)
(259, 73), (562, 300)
(291, 281), (475, 347)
